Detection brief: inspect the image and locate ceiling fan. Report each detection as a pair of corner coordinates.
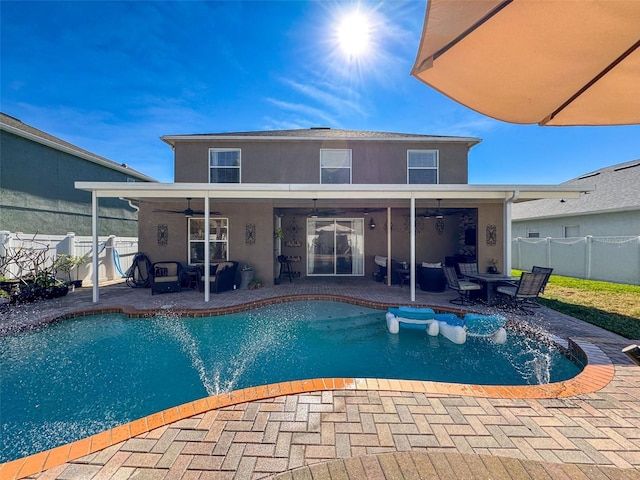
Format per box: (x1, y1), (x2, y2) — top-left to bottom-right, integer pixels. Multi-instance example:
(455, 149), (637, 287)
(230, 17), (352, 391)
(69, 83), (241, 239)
(419, 199), (445, 219)
(153, 198), (220, 217)
(306, 199), (344, 217)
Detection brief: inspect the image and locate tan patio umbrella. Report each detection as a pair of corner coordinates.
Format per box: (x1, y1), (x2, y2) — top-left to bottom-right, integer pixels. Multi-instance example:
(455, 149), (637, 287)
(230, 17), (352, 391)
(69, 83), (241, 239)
(411, 0), (640, 126)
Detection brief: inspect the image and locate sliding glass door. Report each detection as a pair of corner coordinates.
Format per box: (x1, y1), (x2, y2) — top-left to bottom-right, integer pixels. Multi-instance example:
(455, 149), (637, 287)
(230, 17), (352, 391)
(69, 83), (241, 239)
(307, 218), (364, 276)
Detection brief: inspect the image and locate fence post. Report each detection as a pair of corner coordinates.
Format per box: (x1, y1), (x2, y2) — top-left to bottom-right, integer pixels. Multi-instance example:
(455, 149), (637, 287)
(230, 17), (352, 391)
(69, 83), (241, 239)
(585, 235), (593, 280)
(0, 230), (9, 260)
(56, 232), (76, 257)
(546, 237), (552, 268)
(104, 235), (117, 281)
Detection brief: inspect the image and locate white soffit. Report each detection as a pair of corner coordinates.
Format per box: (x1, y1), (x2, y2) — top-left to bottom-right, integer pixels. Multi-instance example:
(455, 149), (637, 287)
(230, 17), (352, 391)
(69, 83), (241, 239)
(75, 182), (589, 201)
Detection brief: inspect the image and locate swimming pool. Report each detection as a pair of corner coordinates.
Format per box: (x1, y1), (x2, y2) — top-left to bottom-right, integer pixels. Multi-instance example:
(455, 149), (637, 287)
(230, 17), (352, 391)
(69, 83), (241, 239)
(0, 300), (582, 462)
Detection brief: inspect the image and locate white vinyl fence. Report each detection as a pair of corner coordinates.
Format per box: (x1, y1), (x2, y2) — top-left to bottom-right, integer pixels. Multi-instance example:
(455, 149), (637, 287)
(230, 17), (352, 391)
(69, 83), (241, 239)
(0, 231), (139, 284)
(512, 235), (640, 286)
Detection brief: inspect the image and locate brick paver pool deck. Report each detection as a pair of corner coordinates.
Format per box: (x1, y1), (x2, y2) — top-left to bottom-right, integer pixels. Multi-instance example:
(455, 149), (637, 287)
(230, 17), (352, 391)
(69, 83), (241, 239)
(1, 278), (638, 479)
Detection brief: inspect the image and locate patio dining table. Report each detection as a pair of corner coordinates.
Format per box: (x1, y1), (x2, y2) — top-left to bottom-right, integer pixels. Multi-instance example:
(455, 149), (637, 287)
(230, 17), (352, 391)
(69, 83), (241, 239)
(465, 273), (519, 306)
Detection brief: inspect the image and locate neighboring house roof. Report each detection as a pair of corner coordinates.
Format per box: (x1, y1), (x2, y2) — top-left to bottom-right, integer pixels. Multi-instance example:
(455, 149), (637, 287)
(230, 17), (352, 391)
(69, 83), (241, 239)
(161, 127), (481, 148)
(0, 112), (156, 182)
(512, 159), (640, 220)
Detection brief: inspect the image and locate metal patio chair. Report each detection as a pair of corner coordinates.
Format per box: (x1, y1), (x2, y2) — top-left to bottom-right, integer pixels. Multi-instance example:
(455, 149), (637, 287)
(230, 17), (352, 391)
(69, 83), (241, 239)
(496, 271), (548, 314)
(443, 265), (482, 306)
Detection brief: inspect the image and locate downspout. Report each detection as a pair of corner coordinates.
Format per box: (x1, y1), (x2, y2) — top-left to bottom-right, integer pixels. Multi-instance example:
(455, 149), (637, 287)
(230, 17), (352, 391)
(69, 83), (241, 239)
(504, 190), (519, 275)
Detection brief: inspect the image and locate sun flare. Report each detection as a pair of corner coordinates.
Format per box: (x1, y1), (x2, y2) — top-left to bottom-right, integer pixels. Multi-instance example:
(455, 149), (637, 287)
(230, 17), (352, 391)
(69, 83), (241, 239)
(336, 10), (371, 58)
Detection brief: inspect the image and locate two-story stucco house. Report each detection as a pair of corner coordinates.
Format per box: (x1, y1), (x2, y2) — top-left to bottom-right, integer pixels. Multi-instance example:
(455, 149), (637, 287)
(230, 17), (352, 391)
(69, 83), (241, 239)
(0, 112), (155, 236)
(77, 127), (587, 303)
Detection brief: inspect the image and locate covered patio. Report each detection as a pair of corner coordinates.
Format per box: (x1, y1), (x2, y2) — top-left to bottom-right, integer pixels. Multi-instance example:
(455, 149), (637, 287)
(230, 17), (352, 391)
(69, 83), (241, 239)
(75, 182), (588, 305)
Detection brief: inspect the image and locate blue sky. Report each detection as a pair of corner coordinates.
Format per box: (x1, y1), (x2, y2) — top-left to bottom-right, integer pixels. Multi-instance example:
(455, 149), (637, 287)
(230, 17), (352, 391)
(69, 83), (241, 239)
(2, 0), (638, 184)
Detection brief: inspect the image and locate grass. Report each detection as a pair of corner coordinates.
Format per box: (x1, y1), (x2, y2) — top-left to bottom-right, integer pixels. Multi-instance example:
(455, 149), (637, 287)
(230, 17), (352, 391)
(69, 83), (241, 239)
(513, 271), (640, 339)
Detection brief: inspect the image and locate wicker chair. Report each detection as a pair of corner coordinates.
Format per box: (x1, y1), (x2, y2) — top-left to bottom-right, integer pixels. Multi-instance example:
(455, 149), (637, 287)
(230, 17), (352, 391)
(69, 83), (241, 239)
(496, 271), (548, 314)
(443, 265), (482, 306)
(150, 261), (184, 295)
(199, 261), (239, 293)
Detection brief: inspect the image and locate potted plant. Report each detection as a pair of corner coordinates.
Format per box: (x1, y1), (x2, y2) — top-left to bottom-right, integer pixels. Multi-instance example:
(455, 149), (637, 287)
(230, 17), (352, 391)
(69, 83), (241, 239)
(240, 264), (255, 289)
(57, 254), (90, 288)
(274, 228), (284, 240)
(248, 278), (263, 290)
(487, 259), (499, 274)
(0, 289), (10, 306)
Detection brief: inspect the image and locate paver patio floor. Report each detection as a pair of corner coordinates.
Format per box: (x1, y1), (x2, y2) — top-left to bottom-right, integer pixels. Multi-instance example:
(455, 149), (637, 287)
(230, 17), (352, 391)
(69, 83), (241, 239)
(1, 278), (639, 479)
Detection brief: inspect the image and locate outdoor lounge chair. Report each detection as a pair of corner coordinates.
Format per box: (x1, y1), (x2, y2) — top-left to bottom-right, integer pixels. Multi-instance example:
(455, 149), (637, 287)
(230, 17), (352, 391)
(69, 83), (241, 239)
(150, 261), (184, 295)
(443, 265), (482, 306)
(199, 261), (239, 293)
(496, 271), (548, 314)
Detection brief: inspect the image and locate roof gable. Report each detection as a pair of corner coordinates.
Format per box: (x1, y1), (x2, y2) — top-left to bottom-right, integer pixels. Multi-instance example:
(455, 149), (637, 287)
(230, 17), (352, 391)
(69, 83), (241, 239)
(0, 112), (156, 182)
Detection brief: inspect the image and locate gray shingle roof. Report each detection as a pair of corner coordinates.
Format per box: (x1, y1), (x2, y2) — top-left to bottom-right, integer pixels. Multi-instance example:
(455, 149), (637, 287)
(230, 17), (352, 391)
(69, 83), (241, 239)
(512, 159), (640, 220)
(162, 127), (481, 145)
(0, 112), (155, 181)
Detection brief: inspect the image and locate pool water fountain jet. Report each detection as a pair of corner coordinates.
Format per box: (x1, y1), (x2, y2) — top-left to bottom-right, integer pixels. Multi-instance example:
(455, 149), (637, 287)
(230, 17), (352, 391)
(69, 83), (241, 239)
(152, 311), (217, 396)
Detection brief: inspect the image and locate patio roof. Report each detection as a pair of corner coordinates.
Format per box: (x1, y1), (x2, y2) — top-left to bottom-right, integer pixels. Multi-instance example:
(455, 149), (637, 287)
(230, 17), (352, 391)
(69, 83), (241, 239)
(75, 181), (589, 201)
(75, 181), (590, 305)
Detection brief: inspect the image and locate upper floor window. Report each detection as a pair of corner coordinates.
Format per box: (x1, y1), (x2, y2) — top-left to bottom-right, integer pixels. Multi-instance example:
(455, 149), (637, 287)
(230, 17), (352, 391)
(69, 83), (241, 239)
(320, 149), (351, 184)
(209, 149), (240, 183)
(407, 150), (439, 184)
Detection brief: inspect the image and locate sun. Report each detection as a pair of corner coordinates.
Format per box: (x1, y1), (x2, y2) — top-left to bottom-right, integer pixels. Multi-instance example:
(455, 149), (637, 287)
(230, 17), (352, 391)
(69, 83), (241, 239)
(336, 10), (372, 58)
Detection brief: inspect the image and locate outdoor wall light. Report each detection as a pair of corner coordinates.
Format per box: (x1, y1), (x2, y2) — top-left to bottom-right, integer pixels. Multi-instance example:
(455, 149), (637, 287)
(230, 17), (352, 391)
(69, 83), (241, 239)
(622, 344), (640, 366)
(369, 218), (376, 229)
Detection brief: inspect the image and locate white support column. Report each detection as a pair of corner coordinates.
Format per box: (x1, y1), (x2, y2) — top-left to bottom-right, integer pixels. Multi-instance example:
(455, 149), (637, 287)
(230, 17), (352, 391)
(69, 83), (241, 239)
(386, 207), (392, 286)
(410, 196), (416, 302)
(504, 190), (519, 275)
(92, 191), (99, 303)
(204, 194), (210, 303)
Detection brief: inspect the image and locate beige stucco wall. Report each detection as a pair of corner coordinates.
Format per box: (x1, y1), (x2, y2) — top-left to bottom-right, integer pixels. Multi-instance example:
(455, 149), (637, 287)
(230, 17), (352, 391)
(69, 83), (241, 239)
(138, 198), (504, 285)
(138, 199), (277, 284)
(173, 139), (469, 184)
(477, 203), (505, 274)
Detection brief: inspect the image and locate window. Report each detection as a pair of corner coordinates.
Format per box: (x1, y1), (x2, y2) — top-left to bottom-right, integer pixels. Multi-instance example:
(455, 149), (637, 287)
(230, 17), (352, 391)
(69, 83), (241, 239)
(407, 150), (439, 184)
(209, 149), (240, 183)
(320, 149), (351, 184)
(527, 229), (540, 238)
(564, 225), (580, 238)
(188, 218), (228, 264)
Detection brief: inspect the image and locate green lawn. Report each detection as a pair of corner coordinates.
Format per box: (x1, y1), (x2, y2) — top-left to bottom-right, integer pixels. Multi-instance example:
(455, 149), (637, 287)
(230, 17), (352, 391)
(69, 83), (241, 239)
(513, 271), (640, 339)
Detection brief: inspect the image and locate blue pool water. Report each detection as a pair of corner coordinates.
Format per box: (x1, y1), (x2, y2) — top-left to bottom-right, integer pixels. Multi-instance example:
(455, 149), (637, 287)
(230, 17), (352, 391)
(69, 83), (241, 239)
(0, 301), (582, 462)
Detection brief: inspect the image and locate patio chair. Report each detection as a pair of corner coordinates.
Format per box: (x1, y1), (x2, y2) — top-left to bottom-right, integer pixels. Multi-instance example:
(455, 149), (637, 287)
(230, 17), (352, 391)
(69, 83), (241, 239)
(199, 261), (239, 293)
(443, 265), (482, 306)
(150, 261), (184, 295)
(496, 271), (548, 314)
(531, 266), (553, 293)
(457, 262), (478, 278)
